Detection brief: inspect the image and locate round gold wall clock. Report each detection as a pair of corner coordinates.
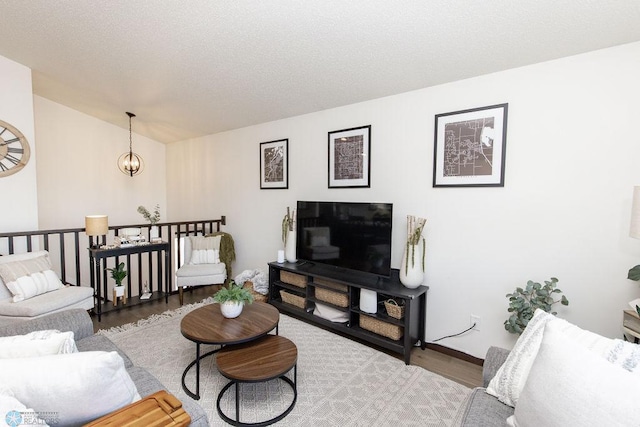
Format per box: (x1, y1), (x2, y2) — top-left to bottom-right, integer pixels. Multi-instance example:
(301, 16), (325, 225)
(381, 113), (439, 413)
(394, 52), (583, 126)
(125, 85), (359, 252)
(0, 120), (30, 177)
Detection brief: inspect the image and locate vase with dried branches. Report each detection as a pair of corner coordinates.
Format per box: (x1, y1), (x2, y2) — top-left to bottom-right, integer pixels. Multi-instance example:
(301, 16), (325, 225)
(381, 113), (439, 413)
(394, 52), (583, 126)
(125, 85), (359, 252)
(400, 215), (426, 288)
(282, 207), (297, 262)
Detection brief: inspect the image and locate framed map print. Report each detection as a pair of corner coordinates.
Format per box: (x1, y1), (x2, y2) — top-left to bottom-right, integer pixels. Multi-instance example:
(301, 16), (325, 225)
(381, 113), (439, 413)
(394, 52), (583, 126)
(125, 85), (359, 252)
(260, 138), (288, 189)
(433, 103), (508, 187)
(328, 125), (371, 188)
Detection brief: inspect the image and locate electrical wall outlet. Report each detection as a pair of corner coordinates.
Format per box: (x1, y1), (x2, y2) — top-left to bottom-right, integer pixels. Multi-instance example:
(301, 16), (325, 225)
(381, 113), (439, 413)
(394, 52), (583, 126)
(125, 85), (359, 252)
(470, 315), (481, 331)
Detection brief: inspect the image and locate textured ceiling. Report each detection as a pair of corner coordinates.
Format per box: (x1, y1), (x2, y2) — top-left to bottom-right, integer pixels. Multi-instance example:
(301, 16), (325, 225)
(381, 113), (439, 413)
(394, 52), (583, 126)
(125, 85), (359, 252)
(1, 1), (639, 143)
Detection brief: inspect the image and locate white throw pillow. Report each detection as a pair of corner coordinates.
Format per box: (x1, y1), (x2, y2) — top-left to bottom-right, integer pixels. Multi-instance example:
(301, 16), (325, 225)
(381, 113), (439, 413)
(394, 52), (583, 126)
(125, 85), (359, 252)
(6, 270), (64, 302)
(0, 330), (77, 359)
(506, 323), (640, 426)
(190, 248), (220, 265)
(0, 255), (64, 302)
(487, 309), (612, 407)
(190, 235), (221, 251)
(0, 351), (141, 426)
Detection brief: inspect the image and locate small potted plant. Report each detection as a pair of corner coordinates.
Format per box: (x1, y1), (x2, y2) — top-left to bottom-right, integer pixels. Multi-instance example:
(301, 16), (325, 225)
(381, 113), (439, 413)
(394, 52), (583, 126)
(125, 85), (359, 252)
(213, 280), (254, 318)
(504, 277), (569, 334)
(107, 262), (127, 297)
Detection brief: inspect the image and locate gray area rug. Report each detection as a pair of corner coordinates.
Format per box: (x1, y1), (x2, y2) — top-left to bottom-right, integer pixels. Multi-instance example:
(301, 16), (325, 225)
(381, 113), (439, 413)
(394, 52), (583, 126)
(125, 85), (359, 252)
(99, 299), (470, 426)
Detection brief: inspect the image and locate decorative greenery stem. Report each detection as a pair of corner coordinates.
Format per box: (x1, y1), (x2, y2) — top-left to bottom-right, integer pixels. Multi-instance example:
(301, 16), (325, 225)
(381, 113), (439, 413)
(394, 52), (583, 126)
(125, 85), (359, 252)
(282, 207), (295, 244)
(404, 215), (426, 275)
(137, 204), (161, 225)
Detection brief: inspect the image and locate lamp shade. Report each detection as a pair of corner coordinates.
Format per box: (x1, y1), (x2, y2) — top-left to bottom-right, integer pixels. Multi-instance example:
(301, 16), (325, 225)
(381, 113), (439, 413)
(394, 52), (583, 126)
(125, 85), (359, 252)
(85, 215), (108, 236)
(631, 187), (640, 239)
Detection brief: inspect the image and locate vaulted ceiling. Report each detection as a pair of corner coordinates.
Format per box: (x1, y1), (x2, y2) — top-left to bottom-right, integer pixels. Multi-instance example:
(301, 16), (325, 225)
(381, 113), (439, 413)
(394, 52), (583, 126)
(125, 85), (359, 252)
(1, 1), (639, 143)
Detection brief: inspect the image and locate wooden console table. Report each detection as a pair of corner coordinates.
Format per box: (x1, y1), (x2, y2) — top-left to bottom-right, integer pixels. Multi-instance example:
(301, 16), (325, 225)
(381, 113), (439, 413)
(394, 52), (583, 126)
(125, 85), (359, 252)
(89, 242), (170, 321)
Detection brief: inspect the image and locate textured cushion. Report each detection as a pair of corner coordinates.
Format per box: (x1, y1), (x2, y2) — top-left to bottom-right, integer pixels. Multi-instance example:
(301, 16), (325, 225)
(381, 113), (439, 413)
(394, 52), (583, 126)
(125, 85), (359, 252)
(487, 309), (612, 407)
(0, 251), (51, 301)
(0, 351), (140, 426)
(0, 330), (77, 359)
(190, 248), (220, 265)
(190, 235), (221, 251)
(507, 323), (640, 426)
(0, 255), (64, 302)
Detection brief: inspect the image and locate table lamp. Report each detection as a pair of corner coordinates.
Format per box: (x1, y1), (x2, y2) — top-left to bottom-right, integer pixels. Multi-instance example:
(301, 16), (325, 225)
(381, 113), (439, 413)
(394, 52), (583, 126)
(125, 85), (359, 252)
(85, 215), (108, 248)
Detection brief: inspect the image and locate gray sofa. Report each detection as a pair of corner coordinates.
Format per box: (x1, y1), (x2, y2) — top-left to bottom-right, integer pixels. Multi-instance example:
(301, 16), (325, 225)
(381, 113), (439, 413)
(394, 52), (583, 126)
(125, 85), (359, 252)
(458, 346), (513, 426)
(0, 309), (209, 426)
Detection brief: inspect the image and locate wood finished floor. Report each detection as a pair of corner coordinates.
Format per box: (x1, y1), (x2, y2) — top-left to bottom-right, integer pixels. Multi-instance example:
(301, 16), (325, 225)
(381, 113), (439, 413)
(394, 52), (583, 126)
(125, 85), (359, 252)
(91, 286), (483, 389)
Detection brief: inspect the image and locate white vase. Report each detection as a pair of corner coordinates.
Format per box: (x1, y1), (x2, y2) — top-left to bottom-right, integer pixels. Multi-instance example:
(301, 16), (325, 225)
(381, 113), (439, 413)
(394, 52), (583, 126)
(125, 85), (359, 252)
(399, 238), (425, 289)
(285, 229), (297, 263)
(150, 225), (159, 240)
(114, 285), (125, 297)
(220, 301), (244, 318)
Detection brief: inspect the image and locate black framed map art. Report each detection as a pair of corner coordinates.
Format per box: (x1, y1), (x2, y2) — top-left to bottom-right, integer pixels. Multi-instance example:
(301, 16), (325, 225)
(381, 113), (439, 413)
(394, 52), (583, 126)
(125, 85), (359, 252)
(433, 103), (508, 187)
(328, 125), (371, 189)
(260, 138), (288, 189)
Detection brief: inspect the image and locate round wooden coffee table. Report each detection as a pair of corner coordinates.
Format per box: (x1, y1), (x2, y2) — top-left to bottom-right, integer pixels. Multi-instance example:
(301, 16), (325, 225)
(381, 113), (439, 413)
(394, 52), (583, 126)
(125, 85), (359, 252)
(180, 302), (280, 400)
(216, 335), (298, 426)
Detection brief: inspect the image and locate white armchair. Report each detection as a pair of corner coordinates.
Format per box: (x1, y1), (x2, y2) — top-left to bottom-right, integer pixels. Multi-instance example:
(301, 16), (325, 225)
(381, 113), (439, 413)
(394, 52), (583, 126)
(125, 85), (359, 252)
(0, 251), (94, 326)
(176, 235), (228, 305)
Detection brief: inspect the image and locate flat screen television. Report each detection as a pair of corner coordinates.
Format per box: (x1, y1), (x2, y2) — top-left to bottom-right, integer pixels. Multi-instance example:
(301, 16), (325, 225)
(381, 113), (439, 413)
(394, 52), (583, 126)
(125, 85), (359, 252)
(296, 201), (393, 278)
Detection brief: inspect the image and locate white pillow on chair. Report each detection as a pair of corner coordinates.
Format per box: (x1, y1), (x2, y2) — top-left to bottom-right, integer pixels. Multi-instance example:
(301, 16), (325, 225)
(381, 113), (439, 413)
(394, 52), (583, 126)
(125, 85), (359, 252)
(0, 255), (64, 302)
(188, 235), (222, 265)
(190, 249), (220, 265)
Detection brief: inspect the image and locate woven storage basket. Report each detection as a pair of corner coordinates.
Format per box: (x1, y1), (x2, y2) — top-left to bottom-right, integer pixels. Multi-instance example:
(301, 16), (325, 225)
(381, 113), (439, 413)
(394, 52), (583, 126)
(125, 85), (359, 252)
(313, 277), (348, 292)
(315, 287), (348, 307)
(243, 281), (267, 303)
(279, 290), (305, 309)
(384, 299), (405, 319)
(280, 271), (307, 288)
(359, 315), (403, 340)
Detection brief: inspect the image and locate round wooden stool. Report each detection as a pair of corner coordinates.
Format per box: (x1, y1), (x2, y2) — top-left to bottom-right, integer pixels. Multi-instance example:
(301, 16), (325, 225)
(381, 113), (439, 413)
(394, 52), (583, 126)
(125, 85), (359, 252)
(216, 335), (297, 426)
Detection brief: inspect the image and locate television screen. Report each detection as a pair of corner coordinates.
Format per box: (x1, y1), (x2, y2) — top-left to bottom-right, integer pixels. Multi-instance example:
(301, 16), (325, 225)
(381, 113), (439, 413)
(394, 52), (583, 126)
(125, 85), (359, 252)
(296, 201), (393, 277)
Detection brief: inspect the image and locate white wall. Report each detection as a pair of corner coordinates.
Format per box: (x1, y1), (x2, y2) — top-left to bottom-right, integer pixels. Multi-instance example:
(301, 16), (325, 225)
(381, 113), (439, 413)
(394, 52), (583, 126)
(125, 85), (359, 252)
(167, 41), (640, 358)
(34, 96), (167, 229)
(0, 55), (39, 236)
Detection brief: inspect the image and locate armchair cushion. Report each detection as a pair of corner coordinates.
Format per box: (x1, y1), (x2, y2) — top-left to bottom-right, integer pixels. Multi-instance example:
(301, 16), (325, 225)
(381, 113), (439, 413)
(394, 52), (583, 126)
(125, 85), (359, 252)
(0, 285), (94, 317)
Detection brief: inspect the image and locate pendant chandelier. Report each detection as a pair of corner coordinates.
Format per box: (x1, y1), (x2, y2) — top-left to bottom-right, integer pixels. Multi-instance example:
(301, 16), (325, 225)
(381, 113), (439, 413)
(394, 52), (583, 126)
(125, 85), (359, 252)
(117, 112), (144, 176)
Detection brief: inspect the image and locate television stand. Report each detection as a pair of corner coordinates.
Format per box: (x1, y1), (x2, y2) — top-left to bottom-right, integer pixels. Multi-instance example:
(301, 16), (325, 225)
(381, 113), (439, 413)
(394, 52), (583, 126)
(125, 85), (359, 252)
(268, 262), (428, 364)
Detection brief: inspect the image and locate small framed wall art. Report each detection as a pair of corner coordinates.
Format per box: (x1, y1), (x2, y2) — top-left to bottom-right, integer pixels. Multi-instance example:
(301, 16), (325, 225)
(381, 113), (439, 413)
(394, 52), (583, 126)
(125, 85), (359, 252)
(328, 125), (371, 188)
(433, 103), (508, 187)
(260, 138), (288, 189)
